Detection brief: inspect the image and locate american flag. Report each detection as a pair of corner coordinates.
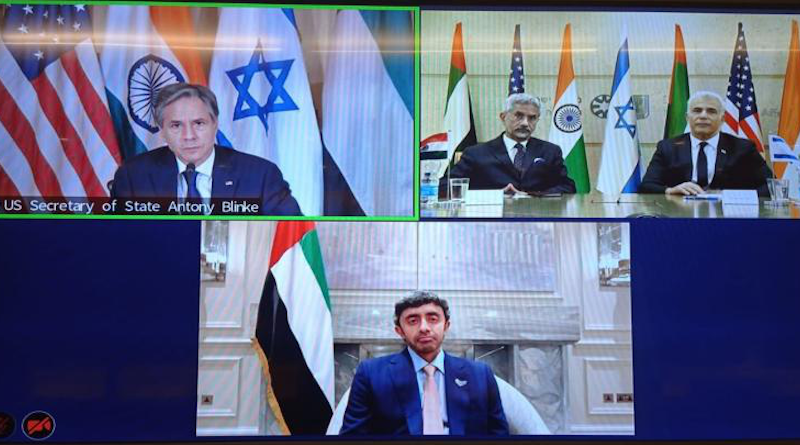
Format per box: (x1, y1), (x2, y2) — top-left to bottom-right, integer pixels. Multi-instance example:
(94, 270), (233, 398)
(722, 22), (764, 153)
(508, 24), (524, 96)
(0, 4), (121, 198)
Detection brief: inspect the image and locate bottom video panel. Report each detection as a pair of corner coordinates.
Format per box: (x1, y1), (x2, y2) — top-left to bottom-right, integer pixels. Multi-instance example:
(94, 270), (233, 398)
(197, 221), (634, 436)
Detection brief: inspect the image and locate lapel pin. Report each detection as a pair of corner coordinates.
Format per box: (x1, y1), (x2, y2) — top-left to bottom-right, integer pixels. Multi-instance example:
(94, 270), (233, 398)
(721, 149), (727, 154)
(455, 378), (467, 387)
(225, 180), (234, 186)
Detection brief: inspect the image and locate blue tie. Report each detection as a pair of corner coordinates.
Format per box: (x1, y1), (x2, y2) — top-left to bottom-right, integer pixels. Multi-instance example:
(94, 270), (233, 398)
(182, 164), (202, 213)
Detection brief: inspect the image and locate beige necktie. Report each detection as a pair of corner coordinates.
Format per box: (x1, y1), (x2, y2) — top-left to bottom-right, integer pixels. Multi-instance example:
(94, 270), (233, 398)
(422, 364), (444, 434)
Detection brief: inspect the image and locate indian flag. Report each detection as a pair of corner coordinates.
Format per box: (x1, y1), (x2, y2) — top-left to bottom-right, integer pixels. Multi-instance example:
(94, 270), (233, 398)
(253, 221), (334, 435)
(99, 5), (206, 160)
(664, 24), (690, 139)
(548, 24), (590, 193)
(443, 22), (476, 164)
(776, 20), (800, 179)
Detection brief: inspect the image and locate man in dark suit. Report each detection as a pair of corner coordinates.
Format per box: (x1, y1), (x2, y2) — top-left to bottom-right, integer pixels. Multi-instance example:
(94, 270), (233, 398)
(444, 93), (576, 195)
(640, 91), (771, 196)
(340, 292), (509, 436)
(111, 83), (301, 215)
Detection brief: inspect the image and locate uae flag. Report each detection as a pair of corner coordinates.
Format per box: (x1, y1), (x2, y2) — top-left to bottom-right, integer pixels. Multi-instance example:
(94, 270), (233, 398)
(664, 24), (690, 139)
(548, 24), (590, 193)
(443, 22), (477, 165)
(253, 221), (334, 434)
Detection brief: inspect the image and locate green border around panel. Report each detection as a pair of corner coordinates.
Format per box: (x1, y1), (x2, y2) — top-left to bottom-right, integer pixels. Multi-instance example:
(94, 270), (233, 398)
(0, 1), (421, 222)
(413, 6), (420, 220)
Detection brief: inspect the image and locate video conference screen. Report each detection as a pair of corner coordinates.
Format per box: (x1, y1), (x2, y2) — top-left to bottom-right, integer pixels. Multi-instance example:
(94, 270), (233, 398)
(1, 1), (799, 444)
(0, 3), (414, 217)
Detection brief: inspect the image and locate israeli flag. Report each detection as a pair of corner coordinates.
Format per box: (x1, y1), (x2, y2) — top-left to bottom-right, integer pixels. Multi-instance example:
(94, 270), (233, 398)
(769, 135), (800, 164)
(597, 30), (642, 195)
(769, 134), (800, 200)
(209, 8), (323, 215)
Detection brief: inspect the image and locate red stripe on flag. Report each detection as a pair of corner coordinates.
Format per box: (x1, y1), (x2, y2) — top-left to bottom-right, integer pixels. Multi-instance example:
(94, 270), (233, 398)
(60, 50), (123, 165)
(724, 113), (739, 132)
(450, 23), (467, 72)
(740, 121), (764, 152)
(421, 133), (448, 146)
(31, 74), (105, 197)
(269, 221), (315, 268)
(0, 79), (64, 197)
(0, 162), (22, 197)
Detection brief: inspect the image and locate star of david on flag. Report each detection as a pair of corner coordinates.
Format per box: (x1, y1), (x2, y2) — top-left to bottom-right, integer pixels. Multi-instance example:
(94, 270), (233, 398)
(614, 97), (637, 138)
(227, 41), (298, 137)
(209, 8), (323, 215)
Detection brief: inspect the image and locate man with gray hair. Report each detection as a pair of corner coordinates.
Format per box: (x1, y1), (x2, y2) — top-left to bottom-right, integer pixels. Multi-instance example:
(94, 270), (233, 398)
(444, 93), (576, 195)
(641, 90), (771, 196)
(110, 83), (301, 215)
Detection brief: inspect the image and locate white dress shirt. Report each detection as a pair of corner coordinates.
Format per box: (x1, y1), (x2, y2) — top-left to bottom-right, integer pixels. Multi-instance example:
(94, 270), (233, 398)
(689, 133), (719, 185)
(408, 348), (449, 434)
(175, 149), (214, 200)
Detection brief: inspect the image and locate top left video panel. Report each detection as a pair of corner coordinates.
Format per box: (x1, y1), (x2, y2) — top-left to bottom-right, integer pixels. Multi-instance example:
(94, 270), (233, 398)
(0, 3), (418, 219)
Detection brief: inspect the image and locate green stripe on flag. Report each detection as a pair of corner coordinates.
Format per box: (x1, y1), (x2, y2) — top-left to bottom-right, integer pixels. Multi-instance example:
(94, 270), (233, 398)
(106, 89), (148, 160)
(445, 66), (464, 104)
(299, 230), (331, 311)
(664, 61), (689, 139)
(565, 136), (591, 193)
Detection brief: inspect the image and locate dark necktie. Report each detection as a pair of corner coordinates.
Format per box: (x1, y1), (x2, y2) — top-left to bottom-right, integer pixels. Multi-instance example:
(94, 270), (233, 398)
(182, 164), (202, 213)
(513, 143), (526, 173)
(697, 141), (708, 188)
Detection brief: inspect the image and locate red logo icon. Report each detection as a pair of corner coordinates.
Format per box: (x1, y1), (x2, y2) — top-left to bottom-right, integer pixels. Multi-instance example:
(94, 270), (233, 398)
(22, 412), (55, 440)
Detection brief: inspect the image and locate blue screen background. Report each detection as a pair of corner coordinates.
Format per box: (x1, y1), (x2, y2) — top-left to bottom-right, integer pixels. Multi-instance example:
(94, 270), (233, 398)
(0, 219), (798, 441)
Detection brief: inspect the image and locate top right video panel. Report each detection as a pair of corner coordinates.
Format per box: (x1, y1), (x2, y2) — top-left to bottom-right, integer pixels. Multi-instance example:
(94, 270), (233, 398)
(420, 9), (800, 219)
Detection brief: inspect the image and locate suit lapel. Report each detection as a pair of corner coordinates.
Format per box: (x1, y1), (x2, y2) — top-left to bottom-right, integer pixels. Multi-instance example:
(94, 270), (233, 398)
(713, 134), (731, 187)
(389, 350), (422, 435)
(152, 148), (178, 197)
(211, 146), (238, 198)
(674, 134), (693, 182)
(489, 135), (518, 178)
(444, 353), (468, 435)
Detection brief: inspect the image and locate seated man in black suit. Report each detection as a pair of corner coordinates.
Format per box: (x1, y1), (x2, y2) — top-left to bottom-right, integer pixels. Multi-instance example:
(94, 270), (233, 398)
(444, 93), (575, 195)
(111, 83), (301, 215)
(640, 90), (771, 196)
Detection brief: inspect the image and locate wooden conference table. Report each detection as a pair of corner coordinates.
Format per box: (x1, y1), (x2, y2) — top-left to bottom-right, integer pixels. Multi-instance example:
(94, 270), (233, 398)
(420, 193), (800, 219)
